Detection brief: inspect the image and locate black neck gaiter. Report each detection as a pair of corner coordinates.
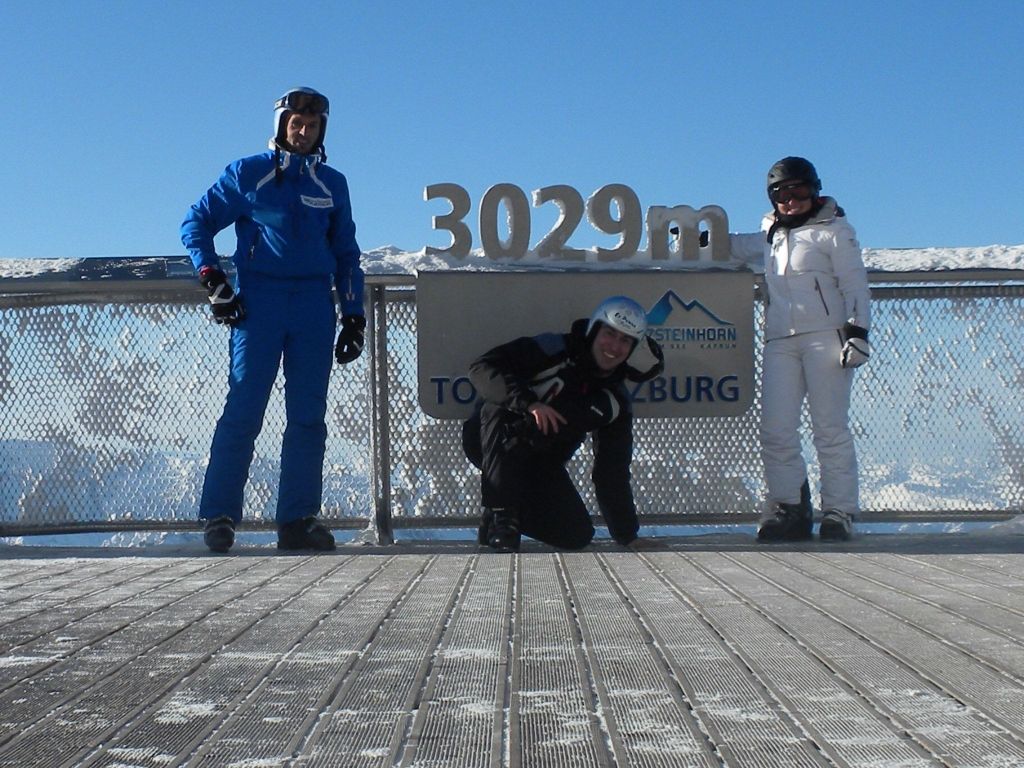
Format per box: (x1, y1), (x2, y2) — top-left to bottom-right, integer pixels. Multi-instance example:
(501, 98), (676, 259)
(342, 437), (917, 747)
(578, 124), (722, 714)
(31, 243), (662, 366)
(767, 200), (824, 242)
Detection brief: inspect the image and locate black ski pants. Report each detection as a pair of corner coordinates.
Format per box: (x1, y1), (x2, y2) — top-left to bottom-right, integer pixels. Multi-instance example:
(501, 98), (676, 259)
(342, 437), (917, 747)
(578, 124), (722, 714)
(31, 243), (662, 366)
(463, 407), (594, 550)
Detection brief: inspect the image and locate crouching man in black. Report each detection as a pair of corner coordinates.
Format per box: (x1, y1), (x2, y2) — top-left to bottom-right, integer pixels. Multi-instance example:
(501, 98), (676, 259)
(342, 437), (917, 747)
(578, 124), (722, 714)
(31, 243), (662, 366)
(462, 296), (664, 552)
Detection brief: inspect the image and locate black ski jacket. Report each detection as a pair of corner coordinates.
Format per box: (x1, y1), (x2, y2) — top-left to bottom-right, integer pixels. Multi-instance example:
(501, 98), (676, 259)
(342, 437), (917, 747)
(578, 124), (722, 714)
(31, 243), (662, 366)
(467, 318), (662, 543)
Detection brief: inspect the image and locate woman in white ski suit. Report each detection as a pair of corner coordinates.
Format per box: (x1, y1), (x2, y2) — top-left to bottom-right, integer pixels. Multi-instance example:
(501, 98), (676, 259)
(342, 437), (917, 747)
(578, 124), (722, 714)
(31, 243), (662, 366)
(734, 157), (871, 540)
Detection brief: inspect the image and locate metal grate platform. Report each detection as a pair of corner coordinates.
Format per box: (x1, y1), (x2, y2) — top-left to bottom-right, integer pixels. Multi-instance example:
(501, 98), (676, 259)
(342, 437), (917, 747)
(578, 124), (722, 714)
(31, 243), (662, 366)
(1, 532), (1023, 766)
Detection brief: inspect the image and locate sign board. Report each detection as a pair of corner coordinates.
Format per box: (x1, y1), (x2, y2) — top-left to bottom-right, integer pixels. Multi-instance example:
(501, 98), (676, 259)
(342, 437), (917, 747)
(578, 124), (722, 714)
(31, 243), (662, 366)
(416, 271), (755, 419)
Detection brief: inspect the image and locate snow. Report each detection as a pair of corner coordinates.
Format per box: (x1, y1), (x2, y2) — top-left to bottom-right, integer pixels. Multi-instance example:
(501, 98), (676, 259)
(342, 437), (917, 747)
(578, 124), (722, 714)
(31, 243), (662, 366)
(357, 242), (1024, 275)
(154, 693), (219, 724)
(862, 244), (1024, 272)
(985, 515), (1024, 534)
(0, 257), (83, 278)
(2, 242), (1023, 280)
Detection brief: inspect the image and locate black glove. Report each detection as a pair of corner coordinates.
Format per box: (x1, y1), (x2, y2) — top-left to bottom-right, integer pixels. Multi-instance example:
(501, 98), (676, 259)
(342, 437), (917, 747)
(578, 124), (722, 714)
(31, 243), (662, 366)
(335, 315), (366, 364)
(668, 226), (709, 247)
(503, 412), (566, 457)
(198, 266), (244, 326)
(840, 322), (871, 368)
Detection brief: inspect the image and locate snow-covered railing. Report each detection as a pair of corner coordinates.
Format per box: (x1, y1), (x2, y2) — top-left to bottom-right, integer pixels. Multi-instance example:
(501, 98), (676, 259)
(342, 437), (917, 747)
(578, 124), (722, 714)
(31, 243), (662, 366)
(2, 257), (1023, 540)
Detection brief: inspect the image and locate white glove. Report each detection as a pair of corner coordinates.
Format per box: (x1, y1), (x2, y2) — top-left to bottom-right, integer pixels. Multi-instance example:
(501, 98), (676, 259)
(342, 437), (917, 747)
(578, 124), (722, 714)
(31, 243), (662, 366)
(840, 323), (871, 368)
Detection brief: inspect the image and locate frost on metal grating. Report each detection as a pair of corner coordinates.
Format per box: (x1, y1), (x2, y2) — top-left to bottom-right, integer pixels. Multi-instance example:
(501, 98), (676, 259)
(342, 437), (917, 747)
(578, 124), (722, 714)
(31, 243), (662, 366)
(745, 551), (1024, 758)
(561, 554), (717, 767)
(654, 552), (938, 766)
(513, 554), (606, 767)
(303, 556), (468, 765)
(597, 553), (825, 766)
(859, 551), (1024, 616)
(792, 552), (1024, 681)
(686, 551), (1024, 765)
(0, 556), (305, 766)
(184, 555), (427, 767)
(78, 557), (363, 767)
(398, 556), (512, 766)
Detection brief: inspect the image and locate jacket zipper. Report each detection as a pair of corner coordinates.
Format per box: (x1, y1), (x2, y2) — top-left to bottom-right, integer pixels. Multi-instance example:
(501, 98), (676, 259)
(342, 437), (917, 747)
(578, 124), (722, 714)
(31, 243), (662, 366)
(249, 231), (260, 261)
(814, 278), (830, 315)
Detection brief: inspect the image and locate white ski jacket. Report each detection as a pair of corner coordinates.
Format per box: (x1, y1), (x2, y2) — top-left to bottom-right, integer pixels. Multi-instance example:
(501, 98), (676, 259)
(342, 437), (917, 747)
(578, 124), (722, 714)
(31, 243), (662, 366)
(733, 198), (870, 342)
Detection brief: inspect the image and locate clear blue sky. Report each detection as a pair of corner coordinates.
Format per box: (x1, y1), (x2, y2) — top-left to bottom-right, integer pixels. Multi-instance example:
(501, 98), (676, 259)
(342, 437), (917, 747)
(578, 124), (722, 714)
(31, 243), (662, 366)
(2, 0), (1021, 258)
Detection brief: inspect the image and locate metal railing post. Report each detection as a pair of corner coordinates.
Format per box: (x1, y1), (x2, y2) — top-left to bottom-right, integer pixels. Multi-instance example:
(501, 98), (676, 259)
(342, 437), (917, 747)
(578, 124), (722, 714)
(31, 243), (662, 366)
(368, 283), (394, 544)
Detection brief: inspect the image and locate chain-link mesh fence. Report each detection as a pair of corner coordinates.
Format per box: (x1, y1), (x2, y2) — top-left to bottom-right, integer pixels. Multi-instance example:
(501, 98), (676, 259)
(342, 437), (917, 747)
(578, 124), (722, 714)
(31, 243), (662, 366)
(2, 265), (1022, 536)
(381, 280), (1024, 528)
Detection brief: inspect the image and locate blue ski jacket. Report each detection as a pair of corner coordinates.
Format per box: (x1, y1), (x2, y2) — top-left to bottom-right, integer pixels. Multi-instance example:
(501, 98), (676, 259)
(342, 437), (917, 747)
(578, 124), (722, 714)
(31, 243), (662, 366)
(181, 149), (364, 316)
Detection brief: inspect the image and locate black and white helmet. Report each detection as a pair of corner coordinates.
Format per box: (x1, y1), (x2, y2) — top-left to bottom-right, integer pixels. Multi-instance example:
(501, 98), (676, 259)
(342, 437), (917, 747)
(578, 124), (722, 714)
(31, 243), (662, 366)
(587, 295), (648, 343)
(273, 87), (329, 154)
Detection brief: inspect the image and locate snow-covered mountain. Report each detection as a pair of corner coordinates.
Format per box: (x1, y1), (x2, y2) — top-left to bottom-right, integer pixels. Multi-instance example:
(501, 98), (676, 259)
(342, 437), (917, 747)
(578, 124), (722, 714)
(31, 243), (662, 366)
(2, 242), (1023, 280)
(361, 243), (1024, 275)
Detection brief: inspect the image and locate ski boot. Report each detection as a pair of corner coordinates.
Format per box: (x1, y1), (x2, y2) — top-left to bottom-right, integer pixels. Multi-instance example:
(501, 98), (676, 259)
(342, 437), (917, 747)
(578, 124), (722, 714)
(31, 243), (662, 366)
(277, 516), (336, 551)
(819, 509), (853, 541)
(203, 516), (236, 553)
(486, 508), (521, 553)
(757, 481), (813, 542)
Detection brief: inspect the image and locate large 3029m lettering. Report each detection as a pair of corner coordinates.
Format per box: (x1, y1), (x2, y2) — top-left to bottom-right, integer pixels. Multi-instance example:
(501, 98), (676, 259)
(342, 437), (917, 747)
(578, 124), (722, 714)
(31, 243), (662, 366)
(425, 183), (730, 262)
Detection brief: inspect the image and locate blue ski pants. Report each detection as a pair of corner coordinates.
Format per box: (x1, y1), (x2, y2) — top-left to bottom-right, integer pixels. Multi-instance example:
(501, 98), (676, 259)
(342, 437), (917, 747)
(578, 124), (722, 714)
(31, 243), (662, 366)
(200, 280), (336, 524)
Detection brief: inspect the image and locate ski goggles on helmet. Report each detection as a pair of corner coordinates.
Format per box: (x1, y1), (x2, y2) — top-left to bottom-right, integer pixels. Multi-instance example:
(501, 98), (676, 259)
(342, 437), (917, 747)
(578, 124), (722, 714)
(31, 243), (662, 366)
(769, 181), (816, 204)
(275, 91), (329, 116)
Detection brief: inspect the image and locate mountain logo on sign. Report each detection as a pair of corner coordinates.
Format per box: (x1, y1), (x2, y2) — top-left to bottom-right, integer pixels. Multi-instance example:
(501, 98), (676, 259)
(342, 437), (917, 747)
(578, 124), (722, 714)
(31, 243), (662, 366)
(646, 290), (732, 327)
(645, 290), (737, 348)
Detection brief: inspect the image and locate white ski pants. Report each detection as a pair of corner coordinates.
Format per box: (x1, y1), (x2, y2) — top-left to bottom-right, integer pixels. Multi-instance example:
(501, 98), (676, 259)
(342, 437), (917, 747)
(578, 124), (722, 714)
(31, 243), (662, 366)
(760, 330), (859, 514)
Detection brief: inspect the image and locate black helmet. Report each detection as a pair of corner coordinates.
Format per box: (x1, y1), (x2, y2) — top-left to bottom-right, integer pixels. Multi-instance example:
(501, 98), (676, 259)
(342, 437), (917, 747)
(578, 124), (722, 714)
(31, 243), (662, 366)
(273, 87), (329, 154)
(766, 156), (821, 199)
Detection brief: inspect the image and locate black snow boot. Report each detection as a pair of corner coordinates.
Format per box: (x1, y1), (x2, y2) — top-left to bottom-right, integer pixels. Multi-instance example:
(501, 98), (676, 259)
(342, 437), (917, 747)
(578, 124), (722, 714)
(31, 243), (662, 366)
(757, 481), (813, 542)
(277, 516), (336, 551)
(203, 516), (236, 553)
(486, 508), (521, 553)
(819, 509), (853, 541)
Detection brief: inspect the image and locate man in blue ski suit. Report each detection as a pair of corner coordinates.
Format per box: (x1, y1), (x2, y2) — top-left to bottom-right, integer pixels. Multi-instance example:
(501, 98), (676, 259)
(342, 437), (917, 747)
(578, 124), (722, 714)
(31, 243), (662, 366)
(181, 87), (365, 553)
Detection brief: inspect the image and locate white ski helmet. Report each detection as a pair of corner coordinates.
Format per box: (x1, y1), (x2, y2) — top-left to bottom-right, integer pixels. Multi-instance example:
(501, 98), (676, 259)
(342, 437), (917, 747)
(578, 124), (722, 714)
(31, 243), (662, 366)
(587, 296), (648, 343)
(273, 87), (329, 154)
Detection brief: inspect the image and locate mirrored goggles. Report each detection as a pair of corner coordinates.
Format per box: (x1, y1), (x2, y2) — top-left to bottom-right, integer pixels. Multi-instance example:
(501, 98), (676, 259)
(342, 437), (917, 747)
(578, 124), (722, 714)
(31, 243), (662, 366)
(769, 181), (815, 204)
(275, 91), (329, 116)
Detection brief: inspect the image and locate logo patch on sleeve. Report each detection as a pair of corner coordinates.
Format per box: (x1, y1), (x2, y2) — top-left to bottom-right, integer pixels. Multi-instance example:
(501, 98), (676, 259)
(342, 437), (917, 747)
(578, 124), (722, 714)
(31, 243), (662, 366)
(301, 195), (334, 209)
